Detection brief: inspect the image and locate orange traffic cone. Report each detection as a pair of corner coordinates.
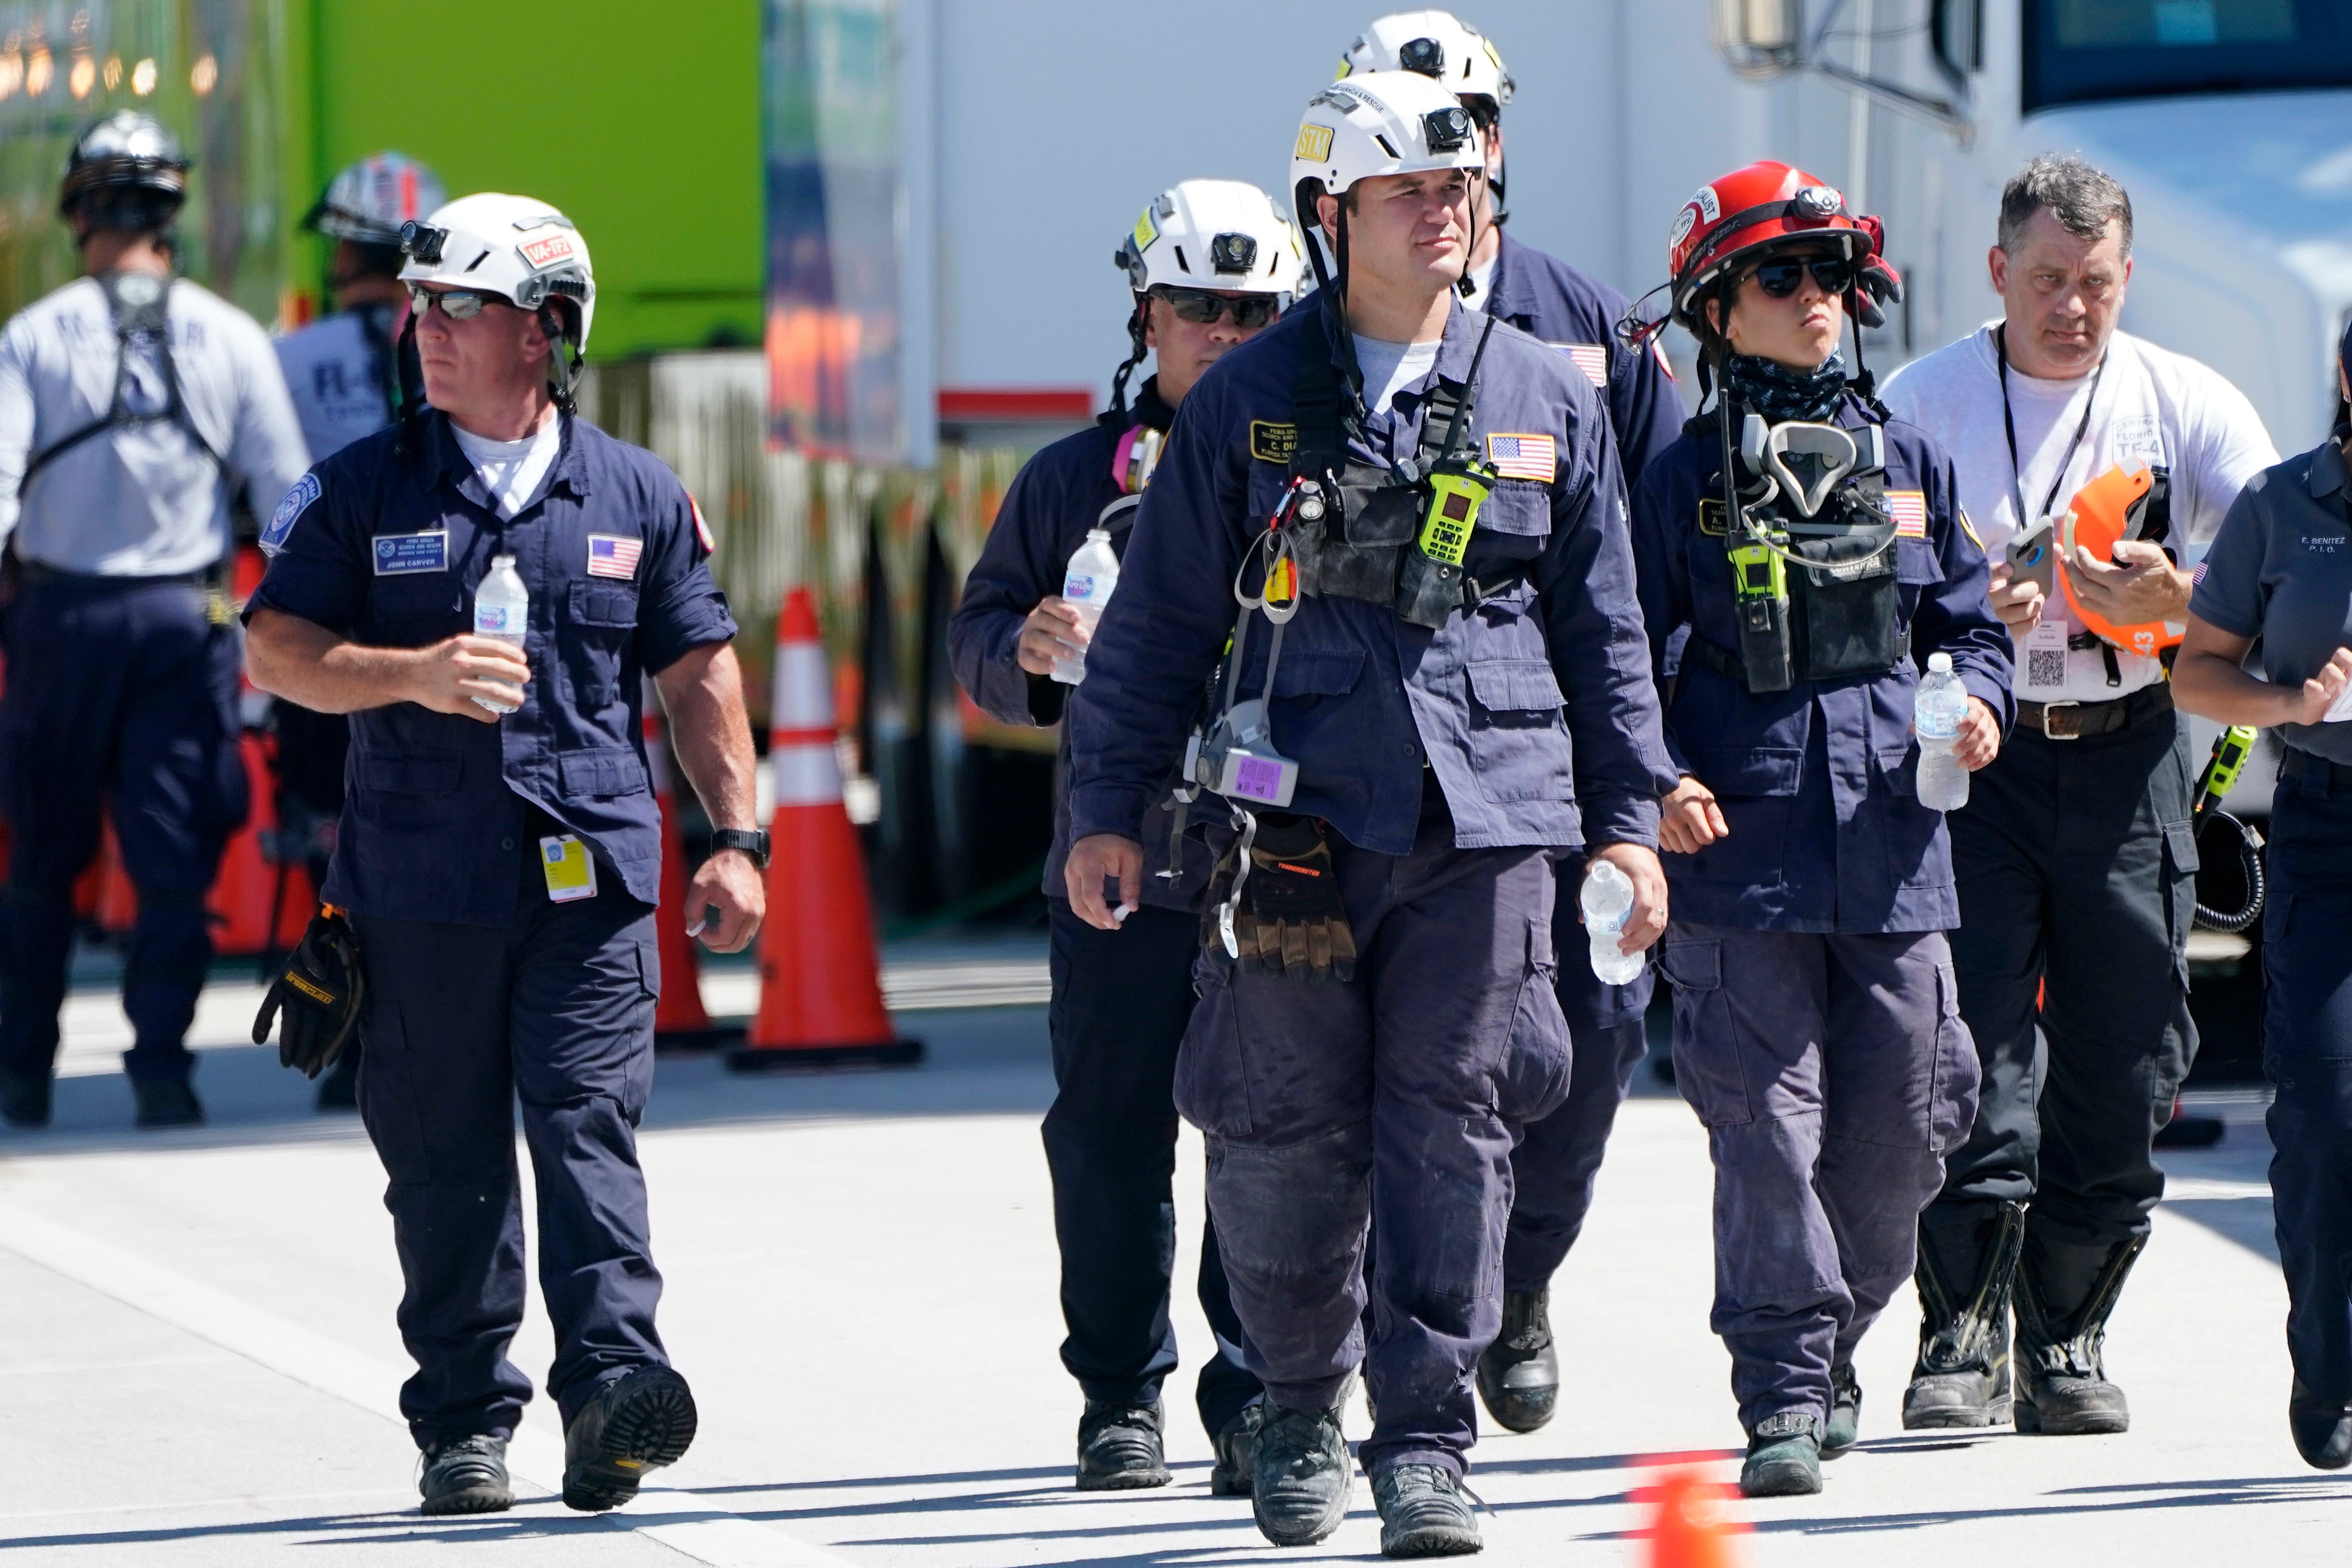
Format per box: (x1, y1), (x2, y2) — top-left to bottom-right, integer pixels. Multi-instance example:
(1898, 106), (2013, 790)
(645, 676), (744, 1053)
(726, 589), (921, 1072)
(1638, 1463), (1745, 1568)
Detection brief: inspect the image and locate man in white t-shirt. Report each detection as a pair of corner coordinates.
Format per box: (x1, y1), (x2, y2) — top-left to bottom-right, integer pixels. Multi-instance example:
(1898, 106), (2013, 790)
(1881, 155), (2277, 1440)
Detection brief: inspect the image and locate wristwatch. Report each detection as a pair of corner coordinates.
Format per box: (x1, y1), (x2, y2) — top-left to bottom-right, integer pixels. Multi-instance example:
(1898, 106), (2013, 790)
(708, 828), (771, 870)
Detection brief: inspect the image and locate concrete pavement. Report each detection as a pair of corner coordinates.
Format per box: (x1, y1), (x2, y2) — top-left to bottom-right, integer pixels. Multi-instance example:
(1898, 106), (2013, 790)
(1, 943), (2345, 1565)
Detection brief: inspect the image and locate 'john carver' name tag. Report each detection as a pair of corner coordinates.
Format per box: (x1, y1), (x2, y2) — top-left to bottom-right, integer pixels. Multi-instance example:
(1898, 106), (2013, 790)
(374, 530), (449, 575)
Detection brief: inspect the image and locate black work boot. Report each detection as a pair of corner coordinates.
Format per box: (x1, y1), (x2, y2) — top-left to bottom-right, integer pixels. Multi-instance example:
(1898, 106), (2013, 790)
(1371, 1463), (1481, 1557)
(1075, 1400), (1171, 1491)
(1905, 1201), (2025, 1430)
(1822, 1364), (1862, 1458)
(2289, 1380), (2352, 1471)
(1475, 1288), (1558, 1434)
(561, 1365), (698, 1511)
(418, 1434), (513, 1516)
(2013, 1230), (2145, 1436)
(131, 1076), (203, 1129)
(1250, 1403), (1351, 1546)
(1209, 1400), (1265, 1497)
(0, 1066), (50, 1129)
(1740, 1411), (1822, 1498)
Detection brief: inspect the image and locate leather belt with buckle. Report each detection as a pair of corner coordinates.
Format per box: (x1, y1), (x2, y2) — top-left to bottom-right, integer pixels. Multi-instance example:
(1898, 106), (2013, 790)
(2018, 683), (2173, 741)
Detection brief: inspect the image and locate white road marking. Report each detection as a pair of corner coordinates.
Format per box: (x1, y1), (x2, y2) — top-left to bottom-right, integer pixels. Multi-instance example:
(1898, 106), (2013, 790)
(0, 1197), (853, 1566)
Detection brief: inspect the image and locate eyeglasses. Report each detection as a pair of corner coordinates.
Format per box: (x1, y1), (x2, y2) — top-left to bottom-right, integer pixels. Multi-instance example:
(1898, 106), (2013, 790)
(1748, 256), (1855, 298)
(406, 284), (509, 319)
(1151, 288), (1281, 329)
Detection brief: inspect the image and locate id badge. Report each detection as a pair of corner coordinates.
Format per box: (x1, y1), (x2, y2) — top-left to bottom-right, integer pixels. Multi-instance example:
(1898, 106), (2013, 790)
(2021, 618), (2070, 697)
(538, 835), (599, 902)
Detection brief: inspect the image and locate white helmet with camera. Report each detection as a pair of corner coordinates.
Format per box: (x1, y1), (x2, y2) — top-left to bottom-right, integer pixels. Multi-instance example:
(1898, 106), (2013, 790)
(398, 192), (597, 402)
(1114, 179), (1302, 299)
(1340, 11), (1513, 113)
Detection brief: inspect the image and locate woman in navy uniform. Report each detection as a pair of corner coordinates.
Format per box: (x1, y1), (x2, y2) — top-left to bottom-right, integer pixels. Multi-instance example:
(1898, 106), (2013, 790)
(947, 177), (1296, 1495)
(2174, 322), (2352, 1471)
(1622, 161), (2012, 1497)
(247, 195), (765, 1518)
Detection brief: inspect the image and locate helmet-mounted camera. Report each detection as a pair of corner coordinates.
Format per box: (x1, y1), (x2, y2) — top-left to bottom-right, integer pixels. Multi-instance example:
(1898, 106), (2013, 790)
(1398, 35), (1444, 76)
(1422, 105), (1474, 153)
(399, 221), (448, 266)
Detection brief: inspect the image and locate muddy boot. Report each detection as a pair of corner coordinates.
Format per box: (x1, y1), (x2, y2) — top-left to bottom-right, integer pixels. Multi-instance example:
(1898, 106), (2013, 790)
(1739, 1411), (1822, 1497)
(1371, 1463), (1480, 1557)
(1208, 1400), (1265, 1497)
(1474, 1288), (1558, 1434)
(1251, 1403), (1351, 1546)
(2013, 1229), (2145, 1436)
(1904, 1200), (2025, 1430)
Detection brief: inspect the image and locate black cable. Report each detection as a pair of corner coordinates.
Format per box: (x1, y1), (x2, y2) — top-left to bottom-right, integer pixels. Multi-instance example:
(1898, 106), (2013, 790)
(2192, 810), (2266, 933)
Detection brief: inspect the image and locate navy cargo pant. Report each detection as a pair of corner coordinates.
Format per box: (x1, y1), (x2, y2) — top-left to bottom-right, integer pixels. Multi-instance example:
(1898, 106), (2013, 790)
(0, 575), (246, 1088)
(1179, 792), (1569, 1479)
(351, 843), (667, 1450)
(2260, 759), (2352, 1403)
(1658, 924), (1977, 1434)
(1926, 711), (2196, 1266)
(1045, 899), (1261, 1437)
(1503, 880), (1653, 1295)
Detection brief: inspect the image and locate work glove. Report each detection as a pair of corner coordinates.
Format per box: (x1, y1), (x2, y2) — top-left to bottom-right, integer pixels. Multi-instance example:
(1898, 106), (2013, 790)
(253, 905), (366, 1079)
(1203, 814), (1357, 982)
(1855, 255), (1904, 331)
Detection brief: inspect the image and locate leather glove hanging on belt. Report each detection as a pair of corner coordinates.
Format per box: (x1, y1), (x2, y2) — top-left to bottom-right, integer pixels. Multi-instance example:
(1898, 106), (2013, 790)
(1203, 814), (1358, 982)
(253, 906), (366, 1079)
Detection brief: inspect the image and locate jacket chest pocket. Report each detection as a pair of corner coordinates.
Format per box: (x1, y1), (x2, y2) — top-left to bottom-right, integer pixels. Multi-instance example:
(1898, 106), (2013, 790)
(561, 581), (639, 712)
(364, 576), (464, 645)
(1464, 479), (1551, 576)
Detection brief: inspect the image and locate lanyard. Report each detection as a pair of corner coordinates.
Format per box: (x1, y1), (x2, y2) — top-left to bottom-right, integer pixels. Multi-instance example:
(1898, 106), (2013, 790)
(1995, 322), (2106, 530)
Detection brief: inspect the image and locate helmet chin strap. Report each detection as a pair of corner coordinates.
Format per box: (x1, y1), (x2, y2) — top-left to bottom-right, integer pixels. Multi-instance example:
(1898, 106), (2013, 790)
(1108, 300), (1147, 419)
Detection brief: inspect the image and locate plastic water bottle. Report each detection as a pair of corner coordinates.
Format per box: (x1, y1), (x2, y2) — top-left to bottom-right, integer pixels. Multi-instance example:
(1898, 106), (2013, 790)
(1580, 860), (1644, 985)
(1051, 527), (1120, 686)
(1914, 651), (1970, 811)
(471, 553), (529, 715)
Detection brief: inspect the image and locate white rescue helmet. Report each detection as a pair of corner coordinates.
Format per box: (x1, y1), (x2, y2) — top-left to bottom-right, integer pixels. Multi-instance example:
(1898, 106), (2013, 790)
(1339, 11), (1514, 113)
(399, 193), (596, 401)
(1115, 179), (1302, 299)
(1289, 69), (1483, 236)
(306, 153), (448, 249)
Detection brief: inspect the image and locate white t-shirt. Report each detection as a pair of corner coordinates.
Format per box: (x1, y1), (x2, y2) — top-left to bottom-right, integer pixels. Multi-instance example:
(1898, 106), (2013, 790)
(451, 413), (563, 520)
(1352, 334), (1443, 416)
(1882, 323), (2277, 702)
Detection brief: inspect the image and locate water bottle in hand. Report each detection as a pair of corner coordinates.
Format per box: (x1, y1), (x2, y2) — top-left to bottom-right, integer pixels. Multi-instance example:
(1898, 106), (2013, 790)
(1051, 527), (1120, 686)
(1914, 651), (1970, 811)
(472, 553), (529, 715)
(1581, 859), (1644, 985)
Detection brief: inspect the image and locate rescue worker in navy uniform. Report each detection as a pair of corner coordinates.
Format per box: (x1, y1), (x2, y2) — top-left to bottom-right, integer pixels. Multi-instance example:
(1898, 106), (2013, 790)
(1338, 9), (1685, 1432)
(1622, 161), (2010, 1498)
(2173, 321), (2352, 1471)
(0, 113), (308, 1130)
(948, 178), (1298, 1495)
(1067, 73), (1672, 1557)
(244, 194), (767, 1516)
(273, 152), (446, 1111)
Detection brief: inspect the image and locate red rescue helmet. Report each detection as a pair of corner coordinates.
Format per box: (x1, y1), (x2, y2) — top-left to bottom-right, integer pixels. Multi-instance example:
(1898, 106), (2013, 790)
(1664, 160), (1884, 332)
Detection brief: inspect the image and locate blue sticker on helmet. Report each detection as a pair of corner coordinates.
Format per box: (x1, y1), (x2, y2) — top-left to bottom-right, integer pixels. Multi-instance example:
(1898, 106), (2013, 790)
(260, 472), (320, 557)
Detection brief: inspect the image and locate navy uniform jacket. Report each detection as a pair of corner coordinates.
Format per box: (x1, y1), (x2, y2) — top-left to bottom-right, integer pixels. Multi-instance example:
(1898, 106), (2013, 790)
(246, 409), (737, 926)
(1630, 396), (2013, 933)
(947, 377), (1212, 910)
(1068, 302), (1674, 858)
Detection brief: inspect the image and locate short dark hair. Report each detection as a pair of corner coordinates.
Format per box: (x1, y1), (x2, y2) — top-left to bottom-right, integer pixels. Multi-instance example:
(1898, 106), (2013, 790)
(1998, 154), (2132, 258)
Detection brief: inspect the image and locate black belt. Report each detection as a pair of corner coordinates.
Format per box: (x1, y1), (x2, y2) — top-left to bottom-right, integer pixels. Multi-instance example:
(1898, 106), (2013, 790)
(2017, 682), (2172, 741)
(2281, 749), (2352, 791)
(17, 559), (213, 589)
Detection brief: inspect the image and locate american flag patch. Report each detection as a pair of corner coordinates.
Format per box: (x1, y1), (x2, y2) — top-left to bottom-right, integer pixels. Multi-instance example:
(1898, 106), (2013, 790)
(1554, 342), (1609, 389)
(2192, 560), (2208, 587)
(689, 494), (715, 555)
(587, 533), (643, 579)
(1486, 433), (1556, 481)
(1888, 490), (1929, 540)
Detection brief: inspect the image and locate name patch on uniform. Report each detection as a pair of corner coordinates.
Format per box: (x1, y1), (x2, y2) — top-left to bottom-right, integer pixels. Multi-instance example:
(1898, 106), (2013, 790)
(587, 534), (643, 579)
(373, 530), (449, 575)
(1888, 490), (1928, 540)
(1250, 421), (1298, 464)
(1485, 433), (1555, 481)
(1697, 497), (1728, 537)
(1550, 343), (1609, 389)
(259, 473), (320, 557)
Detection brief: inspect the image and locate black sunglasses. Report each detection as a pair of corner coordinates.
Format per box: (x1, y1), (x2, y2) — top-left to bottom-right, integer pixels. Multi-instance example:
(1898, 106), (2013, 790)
(407, 284), (509, 320)
(1748, 256), (1855, 298)
(1151, 288), (1280, 329)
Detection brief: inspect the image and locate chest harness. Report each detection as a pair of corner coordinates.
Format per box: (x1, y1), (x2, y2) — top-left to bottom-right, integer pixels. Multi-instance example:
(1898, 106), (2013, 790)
(17, 272), (224, 501)
(1688, 394), (1905, 694)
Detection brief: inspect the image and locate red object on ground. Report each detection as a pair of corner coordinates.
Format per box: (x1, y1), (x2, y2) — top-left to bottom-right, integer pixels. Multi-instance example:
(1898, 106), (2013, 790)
(645, 678), (743, 1051)
(727, 589), (920, 1072)
(1637, 1462), (1747, 1568)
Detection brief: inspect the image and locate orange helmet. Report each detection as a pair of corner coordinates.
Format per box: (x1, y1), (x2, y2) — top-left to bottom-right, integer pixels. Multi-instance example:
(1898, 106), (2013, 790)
(1662, 160), (1883, 331)
(2060, 465), (2183, 657)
